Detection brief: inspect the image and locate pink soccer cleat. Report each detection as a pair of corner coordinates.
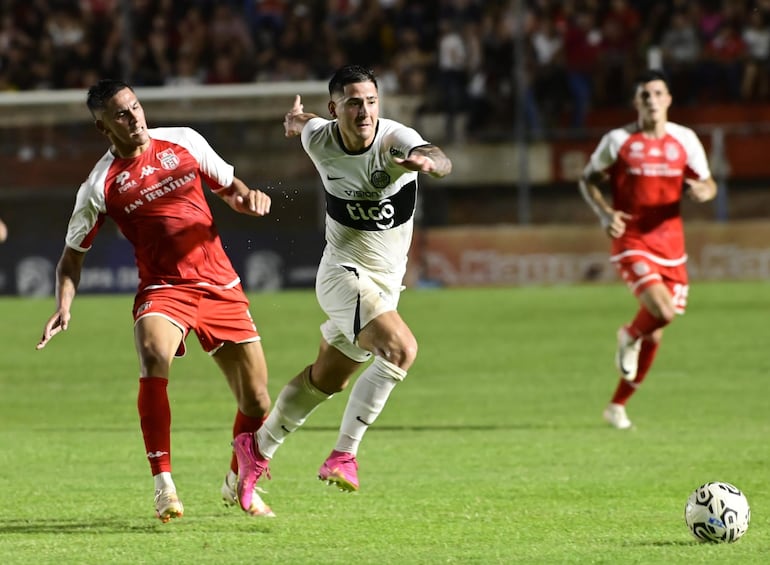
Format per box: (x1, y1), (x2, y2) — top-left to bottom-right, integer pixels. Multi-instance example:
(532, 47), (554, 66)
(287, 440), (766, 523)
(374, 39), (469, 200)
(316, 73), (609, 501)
(318, 450), (359, 492)
(232, 433), (271, 514)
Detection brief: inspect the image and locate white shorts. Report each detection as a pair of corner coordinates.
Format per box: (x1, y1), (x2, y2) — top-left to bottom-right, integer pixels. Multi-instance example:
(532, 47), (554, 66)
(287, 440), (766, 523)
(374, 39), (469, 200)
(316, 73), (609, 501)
(316, 261), (403, 362)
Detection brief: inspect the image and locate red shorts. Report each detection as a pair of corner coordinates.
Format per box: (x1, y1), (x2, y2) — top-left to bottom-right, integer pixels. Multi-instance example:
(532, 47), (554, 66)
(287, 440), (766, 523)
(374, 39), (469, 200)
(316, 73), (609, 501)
(133, 283), (259, 356)
(613, 255), (690, 314)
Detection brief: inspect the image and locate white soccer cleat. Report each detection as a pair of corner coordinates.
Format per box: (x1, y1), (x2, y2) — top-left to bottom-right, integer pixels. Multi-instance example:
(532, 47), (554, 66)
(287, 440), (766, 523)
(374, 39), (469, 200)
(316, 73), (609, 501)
(603, 403), (632, 430)
(221, 471), (275, 517)
(615, 326), (642, 381)
(221, 472), (238, 507)
(154, 487), (184, 523)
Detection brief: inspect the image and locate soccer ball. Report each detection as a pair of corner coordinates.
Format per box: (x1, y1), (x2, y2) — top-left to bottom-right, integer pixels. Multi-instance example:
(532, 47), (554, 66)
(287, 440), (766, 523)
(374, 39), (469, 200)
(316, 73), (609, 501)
(684, 481), (751, 543)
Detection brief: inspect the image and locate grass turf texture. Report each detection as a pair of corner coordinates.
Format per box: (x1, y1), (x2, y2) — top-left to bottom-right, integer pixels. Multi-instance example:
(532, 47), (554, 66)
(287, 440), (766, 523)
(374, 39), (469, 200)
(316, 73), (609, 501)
(0, 281), (768, 564)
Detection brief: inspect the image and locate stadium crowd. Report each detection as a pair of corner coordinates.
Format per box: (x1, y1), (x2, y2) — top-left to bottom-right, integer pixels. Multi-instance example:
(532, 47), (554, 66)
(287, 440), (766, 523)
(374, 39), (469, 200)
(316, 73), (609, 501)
(1, 0), (770, 140)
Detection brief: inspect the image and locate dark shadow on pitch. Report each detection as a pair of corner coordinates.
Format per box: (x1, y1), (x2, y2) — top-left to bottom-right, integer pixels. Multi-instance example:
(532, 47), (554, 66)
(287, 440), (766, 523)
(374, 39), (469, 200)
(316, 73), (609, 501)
(625, 539), (700, 547)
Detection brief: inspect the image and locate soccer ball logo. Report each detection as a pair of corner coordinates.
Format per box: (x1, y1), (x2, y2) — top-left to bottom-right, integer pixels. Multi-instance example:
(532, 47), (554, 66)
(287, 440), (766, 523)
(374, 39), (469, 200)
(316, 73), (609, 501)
(684, 482), (750, 543)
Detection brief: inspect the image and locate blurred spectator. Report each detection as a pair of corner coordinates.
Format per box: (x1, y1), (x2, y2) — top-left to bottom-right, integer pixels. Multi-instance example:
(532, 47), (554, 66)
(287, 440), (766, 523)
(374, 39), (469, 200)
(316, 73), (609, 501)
(564, 9), (602, 129)
(700, 21), (747, 102)
(741, 8), (770, 100)
(132, 14), (172, 86)
(437, 18), (467, 142)
(529, 11), (567, 134)
(695, 0), (725, 44)
(3, 0), (770, 150)
(596, 0), (641, 107)
(463, 18), (488, 140)
(660, 9), (701, 104)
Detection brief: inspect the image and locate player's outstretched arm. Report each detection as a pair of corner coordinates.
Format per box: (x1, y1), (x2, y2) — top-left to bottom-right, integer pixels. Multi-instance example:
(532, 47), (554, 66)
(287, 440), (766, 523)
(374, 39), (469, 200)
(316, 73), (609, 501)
(37, 246), (85, 350)
(283, 94), (319, 138)
(394, 145), (453, 178)
(216, 176), (271, 217)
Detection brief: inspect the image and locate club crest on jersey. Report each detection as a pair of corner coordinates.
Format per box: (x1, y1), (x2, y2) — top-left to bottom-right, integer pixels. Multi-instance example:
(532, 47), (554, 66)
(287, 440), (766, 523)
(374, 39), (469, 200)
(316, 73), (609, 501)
(370, 170), (391, 188)
(664, 142), (680, 161)
(157, 148), (180, 170)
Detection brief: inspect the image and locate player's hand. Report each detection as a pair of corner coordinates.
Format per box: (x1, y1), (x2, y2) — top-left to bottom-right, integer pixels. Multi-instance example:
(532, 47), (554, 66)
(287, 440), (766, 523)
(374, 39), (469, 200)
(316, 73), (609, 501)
(601, 210), (632, 239)
(36, 310), (70, 350)
(284, 95), (304, 138)
(235, 189), (271, 216)
(685, 178), (717, 203)
(393, 154), (441, 177)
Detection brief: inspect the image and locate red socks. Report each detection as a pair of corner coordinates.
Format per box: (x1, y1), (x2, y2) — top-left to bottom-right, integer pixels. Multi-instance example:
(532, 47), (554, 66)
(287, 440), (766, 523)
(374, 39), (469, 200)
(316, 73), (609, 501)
(628, 307), (668, 339)
(138, 377), (267, 476)
(230, 411), (266, 473)
(137, 377), (171, 475)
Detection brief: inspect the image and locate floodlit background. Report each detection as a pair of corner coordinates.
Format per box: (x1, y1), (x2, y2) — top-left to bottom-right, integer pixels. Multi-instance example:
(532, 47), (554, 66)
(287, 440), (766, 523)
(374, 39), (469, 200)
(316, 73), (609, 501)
(1, 0), (769, 295)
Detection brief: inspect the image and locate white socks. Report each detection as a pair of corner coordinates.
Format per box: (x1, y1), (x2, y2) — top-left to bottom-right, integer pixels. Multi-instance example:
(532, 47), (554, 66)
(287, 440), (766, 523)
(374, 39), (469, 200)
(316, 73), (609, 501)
(257, 366), (331, 459)
(256, 357), (407, 460)
(334, 357), (406, 455)
(153, 471), (175, 492)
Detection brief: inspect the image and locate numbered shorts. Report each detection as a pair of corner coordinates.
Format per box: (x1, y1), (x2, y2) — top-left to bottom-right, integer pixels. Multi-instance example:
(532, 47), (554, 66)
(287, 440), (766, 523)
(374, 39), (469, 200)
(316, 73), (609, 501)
(133, 283), (260, 356)
(315, 261), (403, 363)
(612, 255), (689, 314)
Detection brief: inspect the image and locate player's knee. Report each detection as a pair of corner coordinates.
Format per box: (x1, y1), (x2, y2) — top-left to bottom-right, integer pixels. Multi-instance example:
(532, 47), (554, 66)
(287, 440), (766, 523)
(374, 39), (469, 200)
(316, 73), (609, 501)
(384, 336), (418, 370)
(645, 297), (676, 325)
(137, 343), (173, 375)
(239, 391), (271, 418)
(654, 302), (676, 324)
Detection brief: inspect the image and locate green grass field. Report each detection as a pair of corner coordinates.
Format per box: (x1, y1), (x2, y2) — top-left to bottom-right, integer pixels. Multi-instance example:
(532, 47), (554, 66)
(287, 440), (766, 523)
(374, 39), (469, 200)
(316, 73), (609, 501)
(1, 281), (768, 564)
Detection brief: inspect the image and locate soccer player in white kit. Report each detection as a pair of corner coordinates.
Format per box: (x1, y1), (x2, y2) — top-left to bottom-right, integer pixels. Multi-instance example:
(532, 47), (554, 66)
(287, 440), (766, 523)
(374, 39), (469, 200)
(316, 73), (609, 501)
(579, 70), (717, 430)
(232, 65), (452, 501)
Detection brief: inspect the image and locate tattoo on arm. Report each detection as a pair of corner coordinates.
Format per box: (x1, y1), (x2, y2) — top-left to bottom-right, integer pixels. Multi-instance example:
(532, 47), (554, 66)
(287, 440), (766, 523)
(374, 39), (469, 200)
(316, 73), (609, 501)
(411, 145), (452, 176)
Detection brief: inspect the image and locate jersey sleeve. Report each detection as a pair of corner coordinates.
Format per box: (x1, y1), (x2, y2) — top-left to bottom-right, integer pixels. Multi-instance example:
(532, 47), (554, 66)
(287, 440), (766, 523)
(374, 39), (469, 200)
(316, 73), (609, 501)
(176, 127), (235, 191)
(584, 132), (618, 176)
(65, 178), (107, 252)
(684, 128), (711, 180)
(387, 124), (429, 159)
(300, 117), (331, 153)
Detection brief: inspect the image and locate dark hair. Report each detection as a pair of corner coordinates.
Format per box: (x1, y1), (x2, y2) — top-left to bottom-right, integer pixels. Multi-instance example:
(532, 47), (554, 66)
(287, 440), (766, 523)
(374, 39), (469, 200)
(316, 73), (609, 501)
(86, 79), (133, 117)
(634, 69), (669, 91)
(328, 65), (377, 97)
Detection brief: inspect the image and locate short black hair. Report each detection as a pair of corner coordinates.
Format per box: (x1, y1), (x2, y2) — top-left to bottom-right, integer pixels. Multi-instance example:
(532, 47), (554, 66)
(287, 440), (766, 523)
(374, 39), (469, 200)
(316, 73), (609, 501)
(328, 65), (377, 97)
(86, 79), (133, 117)
(634, 69), (669, 91)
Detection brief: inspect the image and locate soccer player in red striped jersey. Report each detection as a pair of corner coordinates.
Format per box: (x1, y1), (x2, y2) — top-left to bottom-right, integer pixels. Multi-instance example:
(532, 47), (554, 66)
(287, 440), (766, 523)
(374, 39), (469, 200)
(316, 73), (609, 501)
(36, 79), (275, 520)
(579, 69), (717, 430)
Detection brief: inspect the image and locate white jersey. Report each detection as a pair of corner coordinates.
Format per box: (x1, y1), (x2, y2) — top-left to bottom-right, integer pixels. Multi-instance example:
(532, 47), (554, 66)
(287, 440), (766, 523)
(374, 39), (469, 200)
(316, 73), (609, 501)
(301, 117), (429, 280)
